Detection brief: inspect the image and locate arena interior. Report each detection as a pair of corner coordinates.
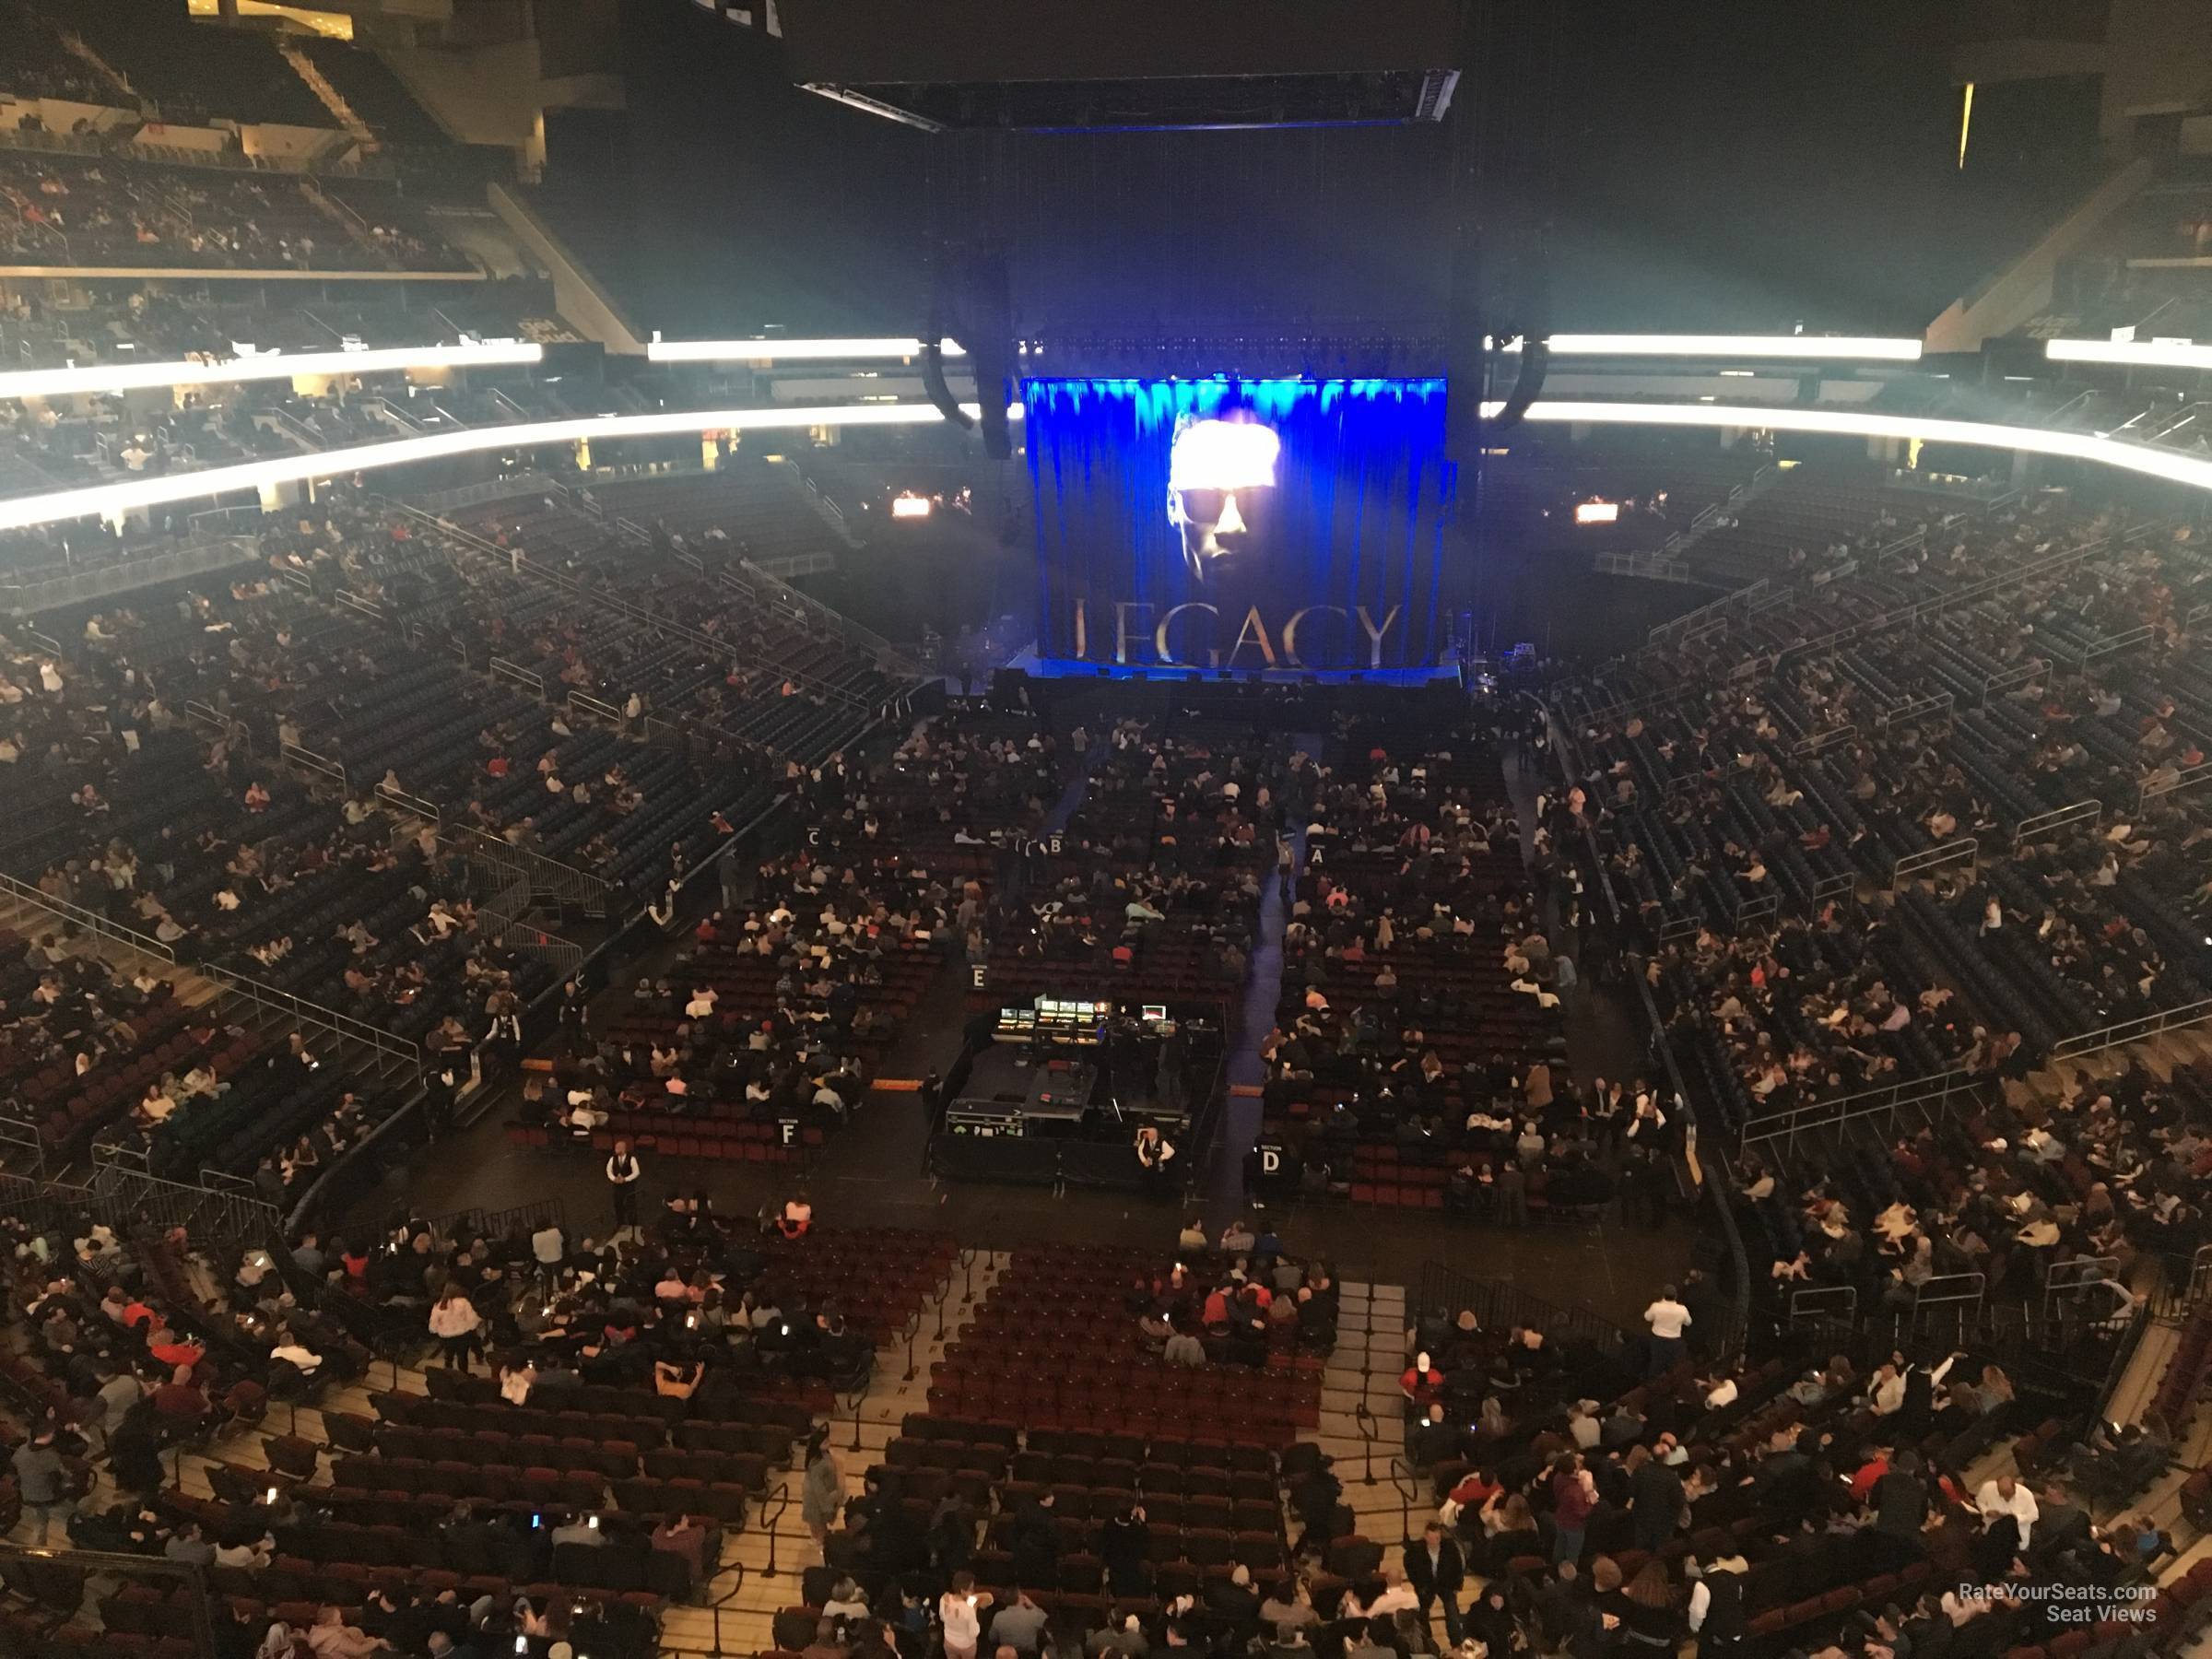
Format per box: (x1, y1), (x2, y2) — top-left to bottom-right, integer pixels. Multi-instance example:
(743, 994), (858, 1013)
(9, 6), (2212, 1659)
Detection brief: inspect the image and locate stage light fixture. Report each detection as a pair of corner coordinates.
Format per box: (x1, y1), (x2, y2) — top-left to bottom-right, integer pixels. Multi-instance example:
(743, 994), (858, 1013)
(1573, 500), (1620, 524)
(890, 493), (933, 519)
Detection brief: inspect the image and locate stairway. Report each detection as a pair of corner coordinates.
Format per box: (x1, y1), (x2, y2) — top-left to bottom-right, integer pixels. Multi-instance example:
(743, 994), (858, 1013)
(1309, 1280), (1421, 1601)
(276, 41), (375, 144)
(661, 1250), (1006, 1655)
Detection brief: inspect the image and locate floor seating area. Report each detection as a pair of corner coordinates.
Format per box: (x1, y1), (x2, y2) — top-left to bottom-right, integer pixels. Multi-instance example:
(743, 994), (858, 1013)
(1261, 735), (1572, 1208)
(985, 713), (1274, 1006)
(759, 1244), (1335, 1652)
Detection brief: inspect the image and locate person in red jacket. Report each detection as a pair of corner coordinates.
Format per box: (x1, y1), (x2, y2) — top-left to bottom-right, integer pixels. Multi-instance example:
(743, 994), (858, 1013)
(1550, 1452), (1597, 1563)
(1401, 1351), (1447, 1414)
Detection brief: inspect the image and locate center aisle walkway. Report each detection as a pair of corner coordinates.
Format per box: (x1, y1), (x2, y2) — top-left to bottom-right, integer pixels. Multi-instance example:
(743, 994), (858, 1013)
(1201, 729), (1318, 1220)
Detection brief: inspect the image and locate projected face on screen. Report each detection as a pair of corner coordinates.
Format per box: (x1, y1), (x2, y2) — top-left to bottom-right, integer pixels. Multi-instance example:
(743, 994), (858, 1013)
(1166, 412), (1280, 583)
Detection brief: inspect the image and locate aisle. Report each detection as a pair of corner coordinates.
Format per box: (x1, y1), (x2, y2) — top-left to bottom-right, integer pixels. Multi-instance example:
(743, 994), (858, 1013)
(663, 1251), (1007, 1655)
(1205, 833), (1305, 1221)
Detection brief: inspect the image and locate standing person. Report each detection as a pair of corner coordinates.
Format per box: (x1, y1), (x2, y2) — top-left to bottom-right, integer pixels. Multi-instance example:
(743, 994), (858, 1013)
(1404, 1521), (1466, 1644)
(1549, 1453), (1595, 1566)
(1629, 1447), (1686, 1553)
(559, 979), (590, 1053)
(11, 1427), (70, 1545)
(606, 1138), (642, 1240)
(428, 1286), (480, 1371)
(424, 1062), (460, 1143)
(1641, 1286), (1691, 1379)
(801, 1428), (844, 1559)
(939, 1571), (993, 1659)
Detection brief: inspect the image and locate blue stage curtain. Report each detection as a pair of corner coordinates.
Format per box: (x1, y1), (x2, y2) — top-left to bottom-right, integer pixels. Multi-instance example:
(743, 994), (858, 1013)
(1027, 377), (1453, 670)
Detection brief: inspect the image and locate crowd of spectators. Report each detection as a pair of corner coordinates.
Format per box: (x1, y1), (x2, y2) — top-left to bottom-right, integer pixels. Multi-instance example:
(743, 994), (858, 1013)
(1392, 1280), (2174, 1659)
(0, 150), (470, 272)
(1260, 724), (1611, 1213)
(988, 715), (1277, 1001)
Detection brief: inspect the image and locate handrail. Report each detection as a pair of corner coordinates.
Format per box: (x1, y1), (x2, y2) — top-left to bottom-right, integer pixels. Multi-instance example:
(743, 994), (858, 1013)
(1891, 836), (1977, 889)
(374, 782), (441, 823)
(738, 552), (921, 681)
(2073, 624), (2155, 669)
(1877, 690), (1952, 729)
(1981, 657), (2047, 701)
(0, 867), (174, 962)
(280, 739), (347, 789)
(1415, 1258), (1634, 1357)
(1388, 1455), (1418, 1541)
(185, 699), (252, 751)
(1787, 1284), (1858, 1326)
(488, 654), (544, 697)
(0, 535), (259, 616)
(2051, 994), (2212, 1062)
(756, 1484), (795, 1581)
(1738, 1067), (1986, 1159)
(439, 823), (615, 916)
(477, 905), (584, 973)
(2140, 756), (2212, 812)
(399, 499), (870, 712)
(570, 689), (623, 725)
(203, 963), (421, 1074)
(406, 472), (555, 514)
(1791, 723), (1855, 758)
(704, 1559), (750, 1656)
(2013, 797), (2100, 843)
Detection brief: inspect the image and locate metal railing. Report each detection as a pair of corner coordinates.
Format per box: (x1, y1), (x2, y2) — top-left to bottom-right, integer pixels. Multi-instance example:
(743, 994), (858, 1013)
(570, 688), (624, 727)
(441, 823), (614, 918)
(375, 782), (441, 822)
(1630, 953), (1749, 1363)
(420, 1196), (567, 1244)
(87, 1150), (280, 1246)
(0, 535), (260, 616)
(738, 549), (921, 680)
(398, 499), (875, 713)
(280, 739), (347, 790)
(1597, 548), (1695, 583)
(2051, 994), (2212, 1062)
(2138, 757), (2212, 813)
(1791, 723), (1855, 758)
(488, 655), (544, 697)
(1891, 836), (1978, 889)
(1787, 1284), (1858, 1326)
(1738, 1067), (1987, 1164)
(185, 699), (252, 751)
(478, 905), (584, 974)
(206, 965), (422, 1077)
(1877, 691), (1953, 729)
(1414, 1259), (1631, 1355)
(406, 473), (555, 515)
(2014, 798), (2101, 843)
(2072, 624), (2156, 669)
(1981, 658), (2046, 702)
(0, 867), (174, 963)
